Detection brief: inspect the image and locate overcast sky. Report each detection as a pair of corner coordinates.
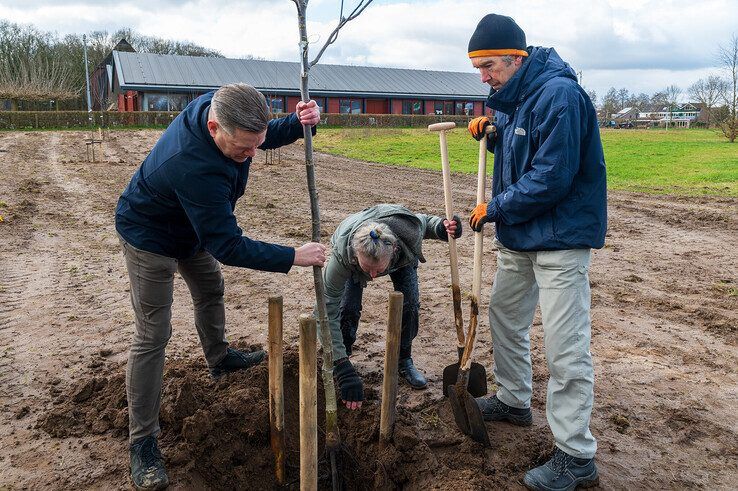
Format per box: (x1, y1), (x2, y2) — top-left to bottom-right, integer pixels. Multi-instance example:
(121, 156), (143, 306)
(2, 0), (737, 102)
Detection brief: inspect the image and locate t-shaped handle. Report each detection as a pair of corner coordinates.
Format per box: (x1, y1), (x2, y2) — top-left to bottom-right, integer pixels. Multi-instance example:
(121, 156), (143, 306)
(428, 122), (456, 132)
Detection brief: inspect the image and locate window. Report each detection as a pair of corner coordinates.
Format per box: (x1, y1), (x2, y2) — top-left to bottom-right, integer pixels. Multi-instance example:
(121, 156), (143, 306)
(339, 99), (361, 114)
(314, 98), (327, 114)
(454, 101), (475, 115)
(402, 100), (423, 115)
(433, 101), (454, 115)
(146, 93), (190, 111)
(266, 96), (284, 114)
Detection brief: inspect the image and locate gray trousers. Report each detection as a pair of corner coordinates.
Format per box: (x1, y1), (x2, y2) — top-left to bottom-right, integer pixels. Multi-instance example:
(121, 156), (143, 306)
(120, 238), (229, 443)
(490, 238), (597, 458)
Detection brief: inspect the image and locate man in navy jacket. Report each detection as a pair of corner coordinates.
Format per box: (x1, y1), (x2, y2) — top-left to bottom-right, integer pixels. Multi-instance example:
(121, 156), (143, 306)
(116, 83), (325, 490)
(466, 15), (606, 491)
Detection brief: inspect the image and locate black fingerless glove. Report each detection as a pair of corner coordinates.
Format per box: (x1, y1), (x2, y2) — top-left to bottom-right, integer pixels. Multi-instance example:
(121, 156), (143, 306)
(334, 358), (364, 403)
(436, 214), (463, 241)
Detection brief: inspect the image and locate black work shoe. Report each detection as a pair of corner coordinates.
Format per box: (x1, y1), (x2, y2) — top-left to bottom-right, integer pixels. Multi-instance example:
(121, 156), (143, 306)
(209, 347), (266, 378)
(398, 357), (427, 389)
(130, 436), (169, 490)
(523, 447), (599, 491)
(475, 394), (533, 426)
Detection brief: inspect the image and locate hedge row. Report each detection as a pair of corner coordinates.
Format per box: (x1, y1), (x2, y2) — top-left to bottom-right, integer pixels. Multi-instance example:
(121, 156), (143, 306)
(0, 111), (180, 130)
(0, 111), (476, 130)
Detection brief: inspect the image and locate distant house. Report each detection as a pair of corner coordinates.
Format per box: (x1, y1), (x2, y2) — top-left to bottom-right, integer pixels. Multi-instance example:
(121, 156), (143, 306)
(637, 103), (701, 128)
(612, 107), (639, 126)
(92, 50), (491, 116)
(90, 39), (135, 111)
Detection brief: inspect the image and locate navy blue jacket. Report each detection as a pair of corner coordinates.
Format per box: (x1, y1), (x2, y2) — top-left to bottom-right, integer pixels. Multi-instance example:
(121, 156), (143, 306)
(115, 91), (305, 273)
(485, 47), (607, 251)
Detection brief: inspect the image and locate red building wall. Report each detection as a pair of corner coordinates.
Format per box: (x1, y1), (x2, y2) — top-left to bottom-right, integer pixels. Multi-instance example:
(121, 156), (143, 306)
(391, 99), (403, 115)
(365, 99), (388, 114)
(119, 91), (139, 111)
(474, 101), (484, 116)
(327, 98), (340, 114)
(286, 96), (301, 112)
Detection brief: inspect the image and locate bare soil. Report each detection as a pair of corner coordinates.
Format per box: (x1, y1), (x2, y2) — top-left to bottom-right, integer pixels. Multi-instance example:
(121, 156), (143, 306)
(0, 130), (736, 490)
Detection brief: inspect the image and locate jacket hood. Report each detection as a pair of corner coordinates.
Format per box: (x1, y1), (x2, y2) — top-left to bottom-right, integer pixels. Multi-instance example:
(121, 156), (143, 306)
(486, 47), (577, 114)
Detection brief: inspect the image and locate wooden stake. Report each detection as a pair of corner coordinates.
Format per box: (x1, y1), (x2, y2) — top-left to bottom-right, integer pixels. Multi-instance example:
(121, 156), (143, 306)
(379, 291), (403, 446)
(268, 296), (285, 486)
(299, 315), (318, 491)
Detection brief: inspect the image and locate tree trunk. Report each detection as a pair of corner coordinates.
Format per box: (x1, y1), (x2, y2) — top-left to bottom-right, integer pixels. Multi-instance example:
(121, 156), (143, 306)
(295, 4), (341, 454)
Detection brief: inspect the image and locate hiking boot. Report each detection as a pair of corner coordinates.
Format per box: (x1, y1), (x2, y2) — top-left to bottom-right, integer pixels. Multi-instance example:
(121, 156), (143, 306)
(475, 394), (533, 426)
(398, 357), (427, 389)
(130, 436), (169, 490)
(209, 347), (266, 378)
(523, 447), (599, 491)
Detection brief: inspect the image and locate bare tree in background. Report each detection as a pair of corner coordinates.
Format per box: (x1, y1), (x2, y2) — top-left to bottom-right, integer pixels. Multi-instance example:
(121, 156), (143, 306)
(632, 92), (651, 111)
(664, 84), (682, 130)
(717, 34), (738, 142)
(601, 87), (619, 124)
(617, 87), (630, 109)
(0, 20), (224, 110)
(291, 0), (373, 487)
(689, 75), (727, 128)
(0, 21), (78, 108)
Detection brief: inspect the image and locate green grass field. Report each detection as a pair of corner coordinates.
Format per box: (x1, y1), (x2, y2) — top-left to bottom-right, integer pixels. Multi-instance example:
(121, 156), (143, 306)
(313, 127), (738, 196)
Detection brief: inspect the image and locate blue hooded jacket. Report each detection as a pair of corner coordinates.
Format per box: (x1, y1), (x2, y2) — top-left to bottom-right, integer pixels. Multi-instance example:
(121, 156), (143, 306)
(115, 91), (306, 273)
(485, 47), (607, 251)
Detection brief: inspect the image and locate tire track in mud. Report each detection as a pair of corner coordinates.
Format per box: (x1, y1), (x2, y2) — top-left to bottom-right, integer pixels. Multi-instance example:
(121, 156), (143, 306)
(0, 134), (75, 401)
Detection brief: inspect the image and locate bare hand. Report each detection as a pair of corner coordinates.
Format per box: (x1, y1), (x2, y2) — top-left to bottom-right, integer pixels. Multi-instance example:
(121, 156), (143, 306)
(296, 100), (320, 126)
(293, 242), (326, 267)
(444, 218), (458, 237)
(343, 400), (362, 410)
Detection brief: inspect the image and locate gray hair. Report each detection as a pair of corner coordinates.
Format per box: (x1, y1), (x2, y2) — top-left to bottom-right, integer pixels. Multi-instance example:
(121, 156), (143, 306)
(210, 83), (270, 135)
(351, 222), (397, 263)
(501, 55), (514, 66)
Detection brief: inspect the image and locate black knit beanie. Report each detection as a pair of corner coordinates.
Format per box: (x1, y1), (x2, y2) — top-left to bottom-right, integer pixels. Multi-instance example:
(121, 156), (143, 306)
(468, 14), (528, 59)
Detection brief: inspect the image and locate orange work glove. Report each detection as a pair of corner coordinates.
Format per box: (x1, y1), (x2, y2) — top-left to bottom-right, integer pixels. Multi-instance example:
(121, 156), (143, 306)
(469, 202), (489, 232)
(467, 116), (491, 141)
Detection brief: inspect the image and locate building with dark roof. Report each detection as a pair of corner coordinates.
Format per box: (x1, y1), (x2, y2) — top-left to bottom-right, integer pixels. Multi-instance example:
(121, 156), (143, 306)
(98, 50), (491, 116)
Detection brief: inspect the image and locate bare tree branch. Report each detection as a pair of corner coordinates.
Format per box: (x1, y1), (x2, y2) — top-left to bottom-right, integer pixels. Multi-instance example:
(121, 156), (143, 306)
(309, 0), (373, 67)
(716, 34), (738, 142)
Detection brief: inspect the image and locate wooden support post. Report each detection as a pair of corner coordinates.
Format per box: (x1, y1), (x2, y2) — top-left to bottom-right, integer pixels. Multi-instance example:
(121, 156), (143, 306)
(299, 315), (318, 491)
(379, 291), (403, 446)
(268, 296), (285, 486)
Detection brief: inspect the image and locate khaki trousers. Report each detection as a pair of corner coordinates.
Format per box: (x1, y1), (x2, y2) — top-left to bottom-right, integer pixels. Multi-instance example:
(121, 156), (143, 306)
(489, 238), (597, 458)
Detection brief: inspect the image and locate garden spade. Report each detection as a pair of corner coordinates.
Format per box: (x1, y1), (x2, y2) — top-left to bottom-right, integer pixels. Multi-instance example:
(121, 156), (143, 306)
(448, 125), (494, 447)
(428, 122), (487, 398)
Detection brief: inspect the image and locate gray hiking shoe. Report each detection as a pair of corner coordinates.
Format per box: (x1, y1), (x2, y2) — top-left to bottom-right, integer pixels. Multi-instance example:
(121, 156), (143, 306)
(524, 447), (599, 491)
(475, 394), (533, 426)
(130, 436), (169, 490)
(209, 347), (266, 378)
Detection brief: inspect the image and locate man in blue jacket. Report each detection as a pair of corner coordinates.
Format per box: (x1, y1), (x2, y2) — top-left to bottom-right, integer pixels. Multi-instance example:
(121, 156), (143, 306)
(116, 83), (325, 490)
(466, 15), (606, 491)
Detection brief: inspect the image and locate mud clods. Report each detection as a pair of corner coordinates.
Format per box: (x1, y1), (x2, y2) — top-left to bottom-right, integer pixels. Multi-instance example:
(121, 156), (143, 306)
(39, 344), (554, 489)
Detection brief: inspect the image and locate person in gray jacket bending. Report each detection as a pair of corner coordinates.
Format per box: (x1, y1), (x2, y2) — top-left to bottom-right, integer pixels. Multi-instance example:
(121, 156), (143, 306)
(320, 204), (461, 410)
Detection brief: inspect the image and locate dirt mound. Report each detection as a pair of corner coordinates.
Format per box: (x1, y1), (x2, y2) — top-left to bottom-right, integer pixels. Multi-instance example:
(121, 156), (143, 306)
(39, 343), (553, 489)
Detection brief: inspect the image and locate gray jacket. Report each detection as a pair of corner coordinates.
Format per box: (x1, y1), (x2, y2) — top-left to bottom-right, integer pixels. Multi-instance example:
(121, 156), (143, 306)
(320, 204), (445, 359)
